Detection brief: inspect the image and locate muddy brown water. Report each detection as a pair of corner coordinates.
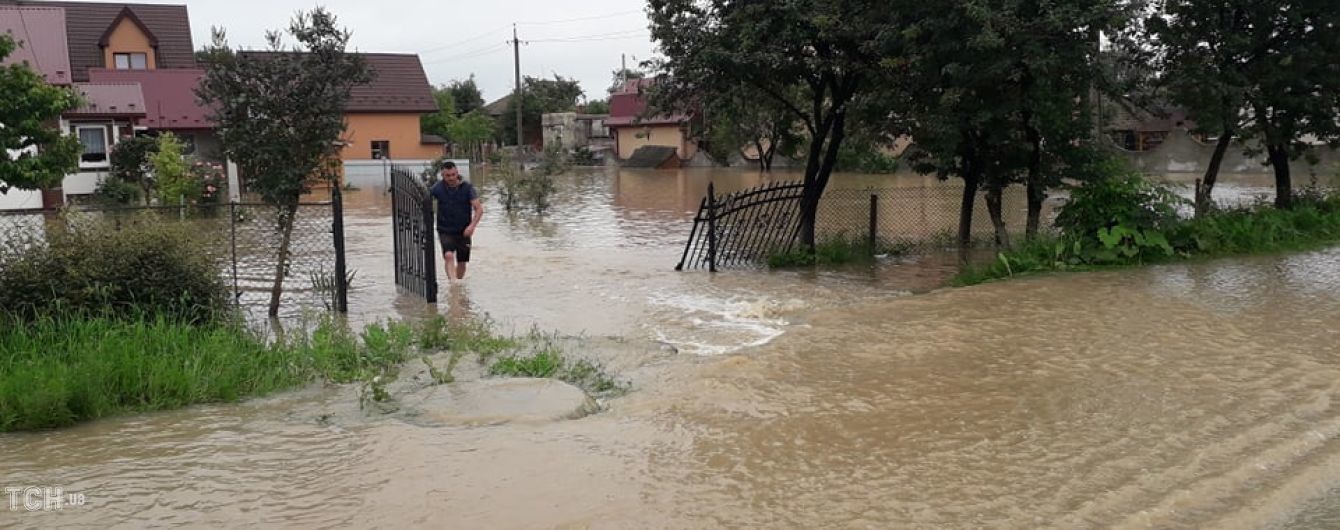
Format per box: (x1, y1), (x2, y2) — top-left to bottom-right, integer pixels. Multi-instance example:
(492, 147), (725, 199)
(3, 169), (1339, 528)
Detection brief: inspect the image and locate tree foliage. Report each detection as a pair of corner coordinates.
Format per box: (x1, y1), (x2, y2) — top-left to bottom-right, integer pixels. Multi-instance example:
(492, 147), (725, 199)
(649, 0), (899, 248)
(0, 34), (81, 193)
(152, 133), (191, 204)
(499, 74), (584, 146)
(107, 136), (158, 204)
(196, 7), (371, 316)
(1147, 0), (1340, 210)
(447, 75), (485, 115)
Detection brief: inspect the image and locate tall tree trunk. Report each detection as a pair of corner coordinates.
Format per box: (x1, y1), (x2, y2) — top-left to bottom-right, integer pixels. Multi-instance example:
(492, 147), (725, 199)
(957, 137), (981, 262)
(1268, 143), (1293, 209)
(761, 143), (776, 173)
(1195, 130), (1234, 217)
(798, 112), (847, 251)
(986, 182), (1011, 249)
(1023, 124), (1044, 240)
(1019, 64), (1044, 240)
(268, 202), (299, 317)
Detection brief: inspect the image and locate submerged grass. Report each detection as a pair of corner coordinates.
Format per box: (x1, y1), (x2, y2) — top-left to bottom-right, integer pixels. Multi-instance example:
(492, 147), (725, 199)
(767, 234), (880, 268)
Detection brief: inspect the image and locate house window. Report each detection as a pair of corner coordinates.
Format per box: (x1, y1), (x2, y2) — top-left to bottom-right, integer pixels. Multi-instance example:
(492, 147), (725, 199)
(177, 134), (197, 155)
(371, 140), (390, 160)
(77, 126), (110, 166)
(113, 52), (148, 70)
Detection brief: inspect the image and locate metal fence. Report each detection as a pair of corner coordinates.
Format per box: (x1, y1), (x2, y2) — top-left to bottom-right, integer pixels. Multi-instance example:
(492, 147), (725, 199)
(0, 198), (347, 317)
(818, 185), (1060, 251)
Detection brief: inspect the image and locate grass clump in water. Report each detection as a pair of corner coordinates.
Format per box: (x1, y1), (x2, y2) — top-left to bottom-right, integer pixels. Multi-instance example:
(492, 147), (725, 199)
(488, 332), (629, 398)
(767, 234), (879, 268)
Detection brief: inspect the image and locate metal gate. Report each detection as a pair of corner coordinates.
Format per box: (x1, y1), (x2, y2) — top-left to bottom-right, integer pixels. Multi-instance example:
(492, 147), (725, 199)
(391, 165), (438, 302)
(675, 180), (806, 271)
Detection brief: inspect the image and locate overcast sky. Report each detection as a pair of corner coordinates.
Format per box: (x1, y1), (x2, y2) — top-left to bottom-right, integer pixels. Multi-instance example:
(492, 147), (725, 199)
(111, 0), (658, 103)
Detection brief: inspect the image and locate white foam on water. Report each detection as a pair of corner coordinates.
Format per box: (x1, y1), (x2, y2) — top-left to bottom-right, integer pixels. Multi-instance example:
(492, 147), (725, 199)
(645, 290), (805, 356)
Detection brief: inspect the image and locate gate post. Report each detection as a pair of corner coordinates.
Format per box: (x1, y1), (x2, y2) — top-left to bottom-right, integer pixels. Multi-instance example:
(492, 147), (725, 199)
(332, 185), (349, 313)
(868, 193), (878, 255)
(707, 182), (717, 273)
(422, 190), (438, 303)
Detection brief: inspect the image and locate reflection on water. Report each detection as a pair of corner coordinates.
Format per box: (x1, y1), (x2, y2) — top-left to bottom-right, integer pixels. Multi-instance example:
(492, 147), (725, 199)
(3, 167), (1338, 528)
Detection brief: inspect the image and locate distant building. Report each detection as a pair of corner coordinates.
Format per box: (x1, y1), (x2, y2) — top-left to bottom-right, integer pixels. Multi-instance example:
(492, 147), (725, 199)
(605, 78), (699, 166)
(542, 112), (613, 158)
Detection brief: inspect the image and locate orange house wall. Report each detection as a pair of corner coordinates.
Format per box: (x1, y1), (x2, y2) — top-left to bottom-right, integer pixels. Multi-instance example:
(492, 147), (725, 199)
(341, 113), (442, 161)
(102, 20), (157, 69)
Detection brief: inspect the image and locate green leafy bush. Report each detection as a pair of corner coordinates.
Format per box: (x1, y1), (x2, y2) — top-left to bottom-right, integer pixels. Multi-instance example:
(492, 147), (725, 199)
(0, 214), (229, 322)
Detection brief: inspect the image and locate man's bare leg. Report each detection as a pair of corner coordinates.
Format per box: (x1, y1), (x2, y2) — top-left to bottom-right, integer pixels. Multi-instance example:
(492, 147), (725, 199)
(456, 262), (468, 280)
(443, 251), (457, 281)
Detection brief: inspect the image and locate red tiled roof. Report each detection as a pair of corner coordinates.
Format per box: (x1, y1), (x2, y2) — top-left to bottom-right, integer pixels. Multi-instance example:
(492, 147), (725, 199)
(3, 1), (196, 82)
(607, 76), (690, 126)
(0, 6), (72, 84)
(89, 67), (210, 129)
(66, 81), (145, 117)
(240, 51), (438, 114)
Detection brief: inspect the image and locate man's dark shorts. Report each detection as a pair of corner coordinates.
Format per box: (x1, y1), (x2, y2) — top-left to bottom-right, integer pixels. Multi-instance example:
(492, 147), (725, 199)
(438, 231), (471, 263)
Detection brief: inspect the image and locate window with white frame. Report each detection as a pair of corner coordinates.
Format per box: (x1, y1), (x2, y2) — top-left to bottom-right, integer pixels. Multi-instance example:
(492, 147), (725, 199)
(113, 52), (148, 70)
(76, 126), (110, 166)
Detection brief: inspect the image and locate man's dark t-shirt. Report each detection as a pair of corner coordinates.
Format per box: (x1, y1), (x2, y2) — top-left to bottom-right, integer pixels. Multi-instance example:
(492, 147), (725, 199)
(430, 180), (477, 233)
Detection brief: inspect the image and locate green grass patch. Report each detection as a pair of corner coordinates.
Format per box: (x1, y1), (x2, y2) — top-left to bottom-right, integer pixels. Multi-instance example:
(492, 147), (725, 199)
(953, 193), (1340, 286)
(488, 333), (629, 398)
(0, 315), (417, 431)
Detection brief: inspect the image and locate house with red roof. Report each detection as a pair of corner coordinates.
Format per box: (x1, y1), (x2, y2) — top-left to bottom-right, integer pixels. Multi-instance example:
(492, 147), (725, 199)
(1, 1), (444, 208)
(606, 78), (700, 168)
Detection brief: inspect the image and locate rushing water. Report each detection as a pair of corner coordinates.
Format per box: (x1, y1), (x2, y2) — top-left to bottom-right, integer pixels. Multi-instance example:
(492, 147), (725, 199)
(3, 168), (1339, 528)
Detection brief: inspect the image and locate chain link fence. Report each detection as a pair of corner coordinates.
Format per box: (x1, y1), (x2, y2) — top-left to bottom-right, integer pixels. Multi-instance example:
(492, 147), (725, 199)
(818, 185), (1063, 252)
(0, 201), (344, 317)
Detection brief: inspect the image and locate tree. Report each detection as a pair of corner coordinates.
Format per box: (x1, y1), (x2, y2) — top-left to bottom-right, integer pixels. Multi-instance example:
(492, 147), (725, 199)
(152, 132), (191, 204)
(421, 84), (458, 139)
(701, 85), (800, 171)
(498, 74), (584, 147)
(0, 34), (81, 194)
(446, 110), (497, 161)
(582, 99), (610, 115)
(447, 76), (485, 115)
(197, 8), (372, 316)
(107, 136), (158, 204)
(1149, 0), (1340, 211)
(896, 0), (1129, 249)
(649, 0), (900, 250)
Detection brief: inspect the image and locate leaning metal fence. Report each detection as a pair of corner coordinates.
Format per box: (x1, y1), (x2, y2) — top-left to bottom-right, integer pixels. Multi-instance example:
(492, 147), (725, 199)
(677, 181), (1062, 270)
(0, 197), (348, 316)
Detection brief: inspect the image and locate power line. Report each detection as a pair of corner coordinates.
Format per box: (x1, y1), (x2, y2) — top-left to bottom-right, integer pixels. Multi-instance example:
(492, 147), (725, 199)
(420, 25), (512, 55)
(516, 9), (644, 26)
(421, 42), (511, 66)
(529, 29), (650, 43)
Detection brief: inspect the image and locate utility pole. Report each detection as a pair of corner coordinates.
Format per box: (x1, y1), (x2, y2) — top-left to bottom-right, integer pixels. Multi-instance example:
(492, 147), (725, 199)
(621, 53), (626, 87)
(512, 24), (524, 149)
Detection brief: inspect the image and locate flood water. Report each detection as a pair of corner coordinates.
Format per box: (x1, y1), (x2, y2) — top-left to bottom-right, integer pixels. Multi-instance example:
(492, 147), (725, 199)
(3, 168), (1340, 528)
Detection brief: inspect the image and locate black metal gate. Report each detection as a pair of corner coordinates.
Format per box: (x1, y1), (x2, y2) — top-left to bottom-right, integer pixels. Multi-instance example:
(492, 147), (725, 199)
(675, 180), (806, 271)
(391, 165), (438, 302)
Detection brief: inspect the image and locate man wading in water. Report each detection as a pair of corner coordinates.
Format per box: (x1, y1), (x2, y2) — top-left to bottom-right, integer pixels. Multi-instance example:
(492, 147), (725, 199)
(430, 161), (483, 281)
